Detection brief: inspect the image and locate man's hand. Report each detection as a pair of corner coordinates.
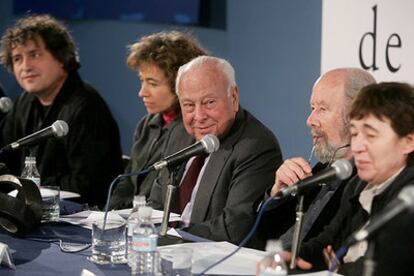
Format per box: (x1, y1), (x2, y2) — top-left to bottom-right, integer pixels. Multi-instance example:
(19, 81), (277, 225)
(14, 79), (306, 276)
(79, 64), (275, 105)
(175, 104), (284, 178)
(282, 250), (313, 270)
(270, 157), (313, 197)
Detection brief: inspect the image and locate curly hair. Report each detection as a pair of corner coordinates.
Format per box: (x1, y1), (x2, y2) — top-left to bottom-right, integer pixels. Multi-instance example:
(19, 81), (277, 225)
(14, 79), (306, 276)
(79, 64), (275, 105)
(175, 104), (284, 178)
(126, 31), (208, 92)
(0, 14), (80, 72)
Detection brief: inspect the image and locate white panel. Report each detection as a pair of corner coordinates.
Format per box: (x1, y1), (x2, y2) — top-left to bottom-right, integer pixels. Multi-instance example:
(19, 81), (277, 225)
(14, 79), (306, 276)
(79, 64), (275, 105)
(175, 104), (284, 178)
(322, 0), (414, 83)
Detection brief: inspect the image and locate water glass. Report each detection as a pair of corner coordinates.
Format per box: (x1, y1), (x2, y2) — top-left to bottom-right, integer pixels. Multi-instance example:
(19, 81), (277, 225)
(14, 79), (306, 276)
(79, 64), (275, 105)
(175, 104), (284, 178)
(40, 186), (60, 222)
(89, 219), (126, 264)
(160, 247), (192, 276)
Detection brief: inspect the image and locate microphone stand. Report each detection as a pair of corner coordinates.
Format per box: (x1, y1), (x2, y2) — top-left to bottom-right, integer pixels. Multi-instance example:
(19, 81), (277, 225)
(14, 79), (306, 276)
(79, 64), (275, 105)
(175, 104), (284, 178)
(363, 239), (376, 276)
(290, 195), (305, 270)
(159, 166), (180, 236)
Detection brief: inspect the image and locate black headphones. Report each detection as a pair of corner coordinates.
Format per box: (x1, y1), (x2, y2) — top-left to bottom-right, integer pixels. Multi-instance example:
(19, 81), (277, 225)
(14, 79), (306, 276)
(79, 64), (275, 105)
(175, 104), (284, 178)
(0, 174), (42, 236)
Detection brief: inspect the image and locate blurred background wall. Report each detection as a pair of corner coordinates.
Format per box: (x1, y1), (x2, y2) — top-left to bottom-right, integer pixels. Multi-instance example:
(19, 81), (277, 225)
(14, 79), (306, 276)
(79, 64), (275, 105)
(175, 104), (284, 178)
(0, 0), (322, 160)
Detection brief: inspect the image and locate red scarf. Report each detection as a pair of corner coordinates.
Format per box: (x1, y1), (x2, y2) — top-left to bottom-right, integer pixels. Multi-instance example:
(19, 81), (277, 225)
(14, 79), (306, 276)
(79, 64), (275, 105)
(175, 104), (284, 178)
(162, 110), (178, 126)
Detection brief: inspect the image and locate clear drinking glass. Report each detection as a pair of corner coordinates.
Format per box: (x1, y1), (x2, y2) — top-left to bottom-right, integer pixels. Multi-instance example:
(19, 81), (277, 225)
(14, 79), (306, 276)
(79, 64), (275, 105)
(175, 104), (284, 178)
(40, 186), (60, 222)
(89, 219), (127, 265)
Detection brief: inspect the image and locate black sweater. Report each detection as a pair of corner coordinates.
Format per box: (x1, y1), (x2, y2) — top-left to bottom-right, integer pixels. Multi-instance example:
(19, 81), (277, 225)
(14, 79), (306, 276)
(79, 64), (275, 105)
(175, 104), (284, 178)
(0, 72), (123, 207)
(299, 165), (414, 275)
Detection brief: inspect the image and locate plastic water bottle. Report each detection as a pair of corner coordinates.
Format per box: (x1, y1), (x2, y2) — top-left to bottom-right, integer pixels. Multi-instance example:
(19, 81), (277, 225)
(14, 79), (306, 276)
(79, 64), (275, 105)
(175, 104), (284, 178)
(257, 240), (288, 276)
(21, 156), (41, 187)
(131, 206), (159, 275)
(127, 195), (146, 269)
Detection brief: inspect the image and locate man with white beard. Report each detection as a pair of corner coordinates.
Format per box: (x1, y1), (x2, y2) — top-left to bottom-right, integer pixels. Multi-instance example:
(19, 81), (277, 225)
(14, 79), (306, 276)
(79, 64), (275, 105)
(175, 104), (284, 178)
(253, 68), (376, 250)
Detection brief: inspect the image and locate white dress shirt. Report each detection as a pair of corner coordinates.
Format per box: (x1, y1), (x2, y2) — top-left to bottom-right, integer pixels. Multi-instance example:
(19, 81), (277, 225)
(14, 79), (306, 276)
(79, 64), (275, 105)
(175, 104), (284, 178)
(343, 166), (405, 263)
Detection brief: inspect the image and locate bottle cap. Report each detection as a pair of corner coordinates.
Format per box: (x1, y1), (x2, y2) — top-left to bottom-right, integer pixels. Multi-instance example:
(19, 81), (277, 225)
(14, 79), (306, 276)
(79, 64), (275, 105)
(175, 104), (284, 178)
(25, 156), (36, 163)
(139, 206), (152, 219)
(133, 195), (146, 208)
(265, 239), (283, 253)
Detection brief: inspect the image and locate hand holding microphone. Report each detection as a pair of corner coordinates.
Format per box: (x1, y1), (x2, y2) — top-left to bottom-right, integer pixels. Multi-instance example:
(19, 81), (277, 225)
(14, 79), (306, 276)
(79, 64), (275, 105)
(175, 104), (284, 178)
(270, 157), (313, 197)
(273, 159), (353, 199)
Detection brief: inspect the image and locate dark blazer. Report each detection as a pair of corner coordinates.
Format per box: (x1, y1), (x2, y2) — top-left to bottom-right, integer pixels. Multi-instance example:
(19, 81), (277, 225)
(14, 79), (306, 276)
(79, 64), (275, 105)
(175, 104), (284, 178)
(299, 165), (414, 275)
(250, 162), (353, 250)
(110, 113), (183, 209)
(371, 199), (414, 276)
(149, 107), (283, 244)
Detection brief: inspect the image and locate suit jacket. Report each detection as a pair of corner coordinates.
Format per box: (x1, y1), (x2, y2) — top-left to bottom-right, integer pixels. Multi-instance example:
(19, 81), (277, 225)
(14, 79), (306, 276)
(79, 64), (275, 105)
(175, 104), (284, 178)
(299, 165), (414, 274)
(250, 162), (353, 250)
(370, 201), (414, 276)
(149, 107), (283, 244)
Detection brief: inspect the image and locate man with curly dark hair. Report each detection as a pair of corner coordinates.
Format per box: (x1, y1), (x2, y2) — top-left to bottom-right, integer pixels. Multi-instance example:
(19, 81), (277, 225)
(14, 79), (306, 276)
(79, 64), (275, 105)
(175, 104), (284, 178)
(109, 31), (208, 209)
(0, 14), (123, 207)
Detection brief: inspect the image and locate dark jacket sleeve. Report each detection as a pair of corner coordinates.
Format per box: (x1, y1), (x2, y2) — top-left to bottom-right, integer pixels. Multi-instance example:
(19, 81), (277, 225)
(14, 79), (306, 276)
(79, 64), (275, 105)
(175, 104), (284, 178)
(109, 117), (147, 210)
(185, 137), (283, 244)
(298, 177), (360, 270)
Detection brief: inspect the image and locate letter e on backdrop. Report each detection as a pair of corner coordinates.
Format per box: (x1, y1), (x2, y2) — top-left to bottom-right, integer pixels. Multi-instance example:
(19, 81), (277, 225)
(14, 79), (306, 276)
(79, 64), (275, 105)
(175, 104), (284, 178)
(321, 0), (414, 83)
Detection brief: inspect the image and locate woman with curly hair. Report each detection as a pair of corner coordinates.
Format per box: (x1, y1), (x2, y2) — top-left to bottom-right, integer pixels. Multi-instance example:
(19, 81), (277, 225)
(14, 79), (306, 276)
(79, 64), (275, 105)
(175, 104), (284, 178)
(110, 31), (208, 209)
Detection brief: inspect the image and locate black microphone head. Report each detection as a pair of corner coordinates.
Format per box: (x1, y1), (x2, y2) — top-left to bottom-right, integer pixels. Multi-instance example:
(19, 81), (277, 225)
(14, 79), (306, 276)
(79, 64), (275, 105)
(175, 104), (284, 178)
(200, 134), (220, 153)
(52, 120), (69, 137)
(398, 186), (414, 211)
(331, 159), (353, 180)
(0, 97), (13, 113)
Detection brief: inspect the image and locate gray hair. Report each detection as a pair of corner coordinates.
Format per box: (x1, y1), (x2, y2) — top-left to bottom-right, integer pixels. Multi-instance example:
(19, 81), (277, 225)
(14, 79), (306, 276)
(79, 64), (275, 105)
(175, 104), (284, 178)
(175, 55), (236, 97)
(341, 68), (377, 124)
(342, 68), (377, 101)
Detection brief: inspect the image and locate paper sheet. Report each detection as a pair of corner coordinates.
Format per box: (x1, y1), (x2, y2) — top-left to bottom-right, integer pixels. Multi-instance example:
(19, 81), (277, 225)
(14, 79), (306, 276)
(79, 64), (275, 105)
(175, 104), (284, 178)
(159, 241), (266, 275)
(60, 209), (181, 229)
(59, 211), (124, 229)
(8, 188), (80, 199)
(158, 242), (343, 275)
(113, 208), (181, 222)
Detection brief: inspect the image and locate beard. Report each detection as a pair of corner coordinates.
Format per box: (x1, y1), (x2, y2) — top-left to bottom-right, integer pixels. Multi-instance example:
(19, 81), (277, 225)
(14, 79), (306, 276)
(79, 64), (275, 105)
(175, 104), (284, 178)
(311, 129), (347, 164)
(313, 138), (337, 164)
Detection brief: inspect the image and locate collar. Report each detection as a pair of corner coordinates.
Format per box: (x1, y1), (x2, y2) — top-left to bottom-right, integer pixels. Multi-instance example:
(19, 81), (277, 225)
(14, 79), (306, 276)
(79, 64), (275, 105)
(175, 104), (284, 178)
(216, 106), (245, 147)
(147, 113), (181, 129)
(364, 166), (405, 196)
(349, 165), (414, 207)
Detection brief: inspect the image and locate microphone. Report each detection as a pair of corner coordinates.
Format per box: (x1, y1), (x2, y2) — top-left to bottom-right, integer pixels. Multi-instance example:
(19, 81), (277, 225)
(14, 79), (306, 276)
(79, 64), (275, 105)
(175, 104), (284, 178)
(0, 97), (13, 113)
(1, 120), (69, 151)
(346, 185), (414, 246)
(275, 159), (353, 199)
(149, 134), (220, 171)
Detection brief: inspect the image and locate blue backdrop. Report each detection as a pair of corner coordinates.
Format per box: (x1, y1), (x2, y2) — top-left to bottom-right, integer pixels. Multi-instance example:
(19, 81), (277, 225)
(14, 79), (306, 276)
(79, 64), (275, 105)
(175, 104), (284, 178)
(0, 0), (321, 161)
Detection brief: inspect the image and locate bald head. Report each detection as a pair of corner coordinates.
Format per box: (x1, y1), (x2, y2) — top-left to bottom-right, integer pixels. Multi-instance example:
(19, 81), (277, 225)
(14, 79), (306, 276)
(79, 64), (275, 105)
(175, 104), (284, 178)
(308, 68), (376, 163)
(315, 68), (377, 105)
